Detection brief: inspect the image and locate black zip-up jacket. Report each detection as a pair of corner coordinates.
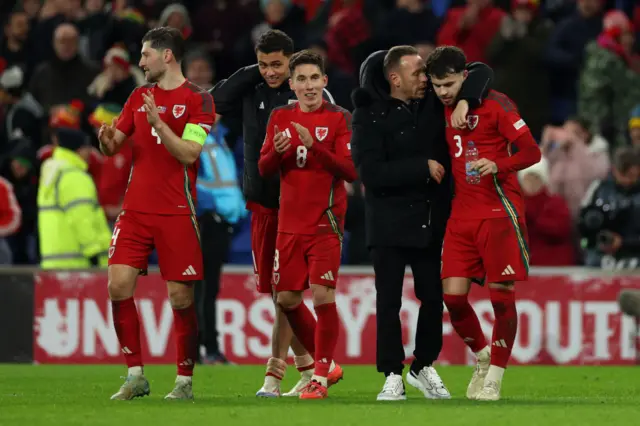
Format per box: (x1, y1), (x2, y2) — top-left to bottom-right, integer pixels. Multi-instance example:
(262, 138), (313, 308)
(211, 65), (335, 209)
(351, 51), (493, 249)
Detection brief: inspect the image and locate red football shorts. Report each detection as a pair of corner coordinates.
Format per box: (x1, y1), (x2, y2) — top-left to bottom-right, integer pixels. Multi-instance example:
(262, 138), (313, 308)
(441, 217), (530, 284)
(251, 210), (279, 294)
(273, 232), (342, 292)
(108, 210), (203, 281)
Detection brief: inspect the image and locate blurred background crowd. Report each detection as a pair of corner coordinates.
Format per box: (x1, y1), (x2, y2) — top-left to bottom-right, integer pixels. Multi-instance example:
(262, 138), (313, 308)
(1, 0), (640, 271)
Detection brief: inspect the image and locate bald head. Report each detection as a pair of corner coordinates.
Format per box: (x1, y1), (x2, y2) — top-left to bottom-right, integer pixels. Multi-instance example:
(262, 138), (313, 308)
(54, 23), (79, 61)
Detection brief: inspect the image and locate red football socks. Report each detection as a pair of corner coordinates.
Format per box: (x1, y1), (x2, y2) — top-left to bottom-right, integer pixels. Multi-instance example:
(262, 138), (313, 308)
(443, 294), (487, 353)
(313, 302), (339, 378)
(282, 302), (317, 356)
(489, 288), (518, 368)
(111, 297), (143, 368)
(173, 304), (199, 376)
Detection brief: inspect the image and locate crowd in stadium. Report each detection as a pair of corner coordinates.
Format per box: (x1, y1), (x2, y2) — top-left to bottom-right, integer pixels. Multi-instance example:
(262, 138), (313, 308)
(0, 0), (639, 269)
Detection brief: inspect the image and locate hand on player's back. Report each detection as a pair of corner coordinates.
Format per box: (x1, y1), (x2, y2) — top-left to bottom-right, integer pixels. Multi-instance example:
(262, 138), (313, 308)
(291, 122), (313, 148)
(428, 159), (445, 183)
(451, 100), (469, 130)
(273, 125), (291, 154)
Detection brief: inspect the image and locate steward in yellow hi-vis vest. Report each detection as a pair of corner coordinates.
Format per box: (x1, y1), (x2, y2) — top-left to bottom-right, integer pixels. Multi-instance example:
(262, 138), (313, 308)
(37, 129), (112, 269)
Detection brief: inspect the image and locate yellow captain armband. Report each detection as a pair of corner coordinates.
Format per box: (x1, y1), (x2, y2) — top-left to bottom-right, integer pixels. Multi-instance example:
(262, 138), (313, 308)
(182, 123), (208, 145)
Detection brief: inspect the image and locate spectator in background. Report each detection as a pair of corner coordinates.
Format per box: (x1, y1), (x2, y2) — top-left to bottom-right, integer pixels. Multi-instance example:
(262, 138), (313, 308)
(190, 0), (259, 79)
(87, 45), (145, 107)
(195, 127), (248, 364)
(542, 116), (610, 220)
(78, 0), (113, 63)
(28, 23), (99, 116)
(20, 0), (42, 20)
(307, 38), (357, 109)
(487, 0), (553, 139)
(0, 137), (38, 264)
(38, 103), (104, 184)
(183, 49), (215, 91)
(324, 0), (372, 75)
(519, 158), (576, 266)
(238, 0), (307, 66)
(630, 105), (640, 146)
(295, 0), (364, 22)
(37, 128), (111, 269)
(579, 145), (640, 270)
(0, 175), (22, 265)
(381, 0), (440, 55)
(0, 10), (31, 106)
(158, 3), (193, 49)
(436, 0), (506, 64)
(87, 105), (131, 224)
(30, 0), (82, 65)
(579, 10), (640, 149)
(545, 0), (603, 124)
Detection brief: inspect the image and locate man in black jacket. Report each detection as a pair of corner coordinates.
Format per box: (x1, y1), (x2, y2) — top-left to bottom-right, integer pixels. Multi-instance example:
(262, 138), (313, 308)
(351, 46), (492, 401)
(212, 30), (336, 398)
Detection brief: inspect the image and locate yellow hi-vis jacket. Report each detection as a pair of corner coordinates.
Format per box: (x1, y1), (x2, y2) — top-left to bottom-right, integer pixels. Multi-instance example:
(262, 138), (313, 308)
(37, 147), (112, 269)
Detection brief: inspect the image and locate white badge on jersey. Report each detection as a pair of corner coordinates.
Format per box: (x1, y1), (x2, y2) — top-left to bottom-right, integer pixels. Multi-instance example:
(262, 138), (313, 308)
(514, 119), (527, 130)
(173, 105), (186, 118)
(315, 127), (328, 141)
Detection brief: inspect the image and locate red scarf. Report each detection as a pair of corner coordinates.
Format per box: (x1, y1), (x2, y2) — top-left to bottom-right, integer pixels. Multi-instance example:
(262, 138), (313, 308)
(597, 27), (632, 66)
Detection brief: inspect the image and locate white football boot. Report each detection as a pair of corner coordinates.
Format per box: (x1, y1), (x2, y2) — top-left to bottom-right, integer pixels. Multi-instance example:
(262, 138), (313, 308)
(467, 347), (491, 400)
(376, 373), (407, 401)
(406, 366), (451, 399)
(110, 374), (150, 400)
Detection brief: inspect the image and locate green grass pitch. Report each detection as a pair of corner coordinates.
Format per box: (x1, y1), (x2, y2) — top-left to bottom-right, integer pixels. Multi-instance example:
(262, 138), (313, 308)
(0, 365), (638, 425)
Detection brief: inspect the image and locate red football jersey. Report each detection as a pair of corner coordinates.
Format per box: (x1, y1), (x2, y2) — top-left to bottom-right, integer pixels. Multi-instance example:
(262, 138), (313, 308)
(259, 101), (355, 236)
(445, 90), (531, 220)
(116, 81), (214, 215)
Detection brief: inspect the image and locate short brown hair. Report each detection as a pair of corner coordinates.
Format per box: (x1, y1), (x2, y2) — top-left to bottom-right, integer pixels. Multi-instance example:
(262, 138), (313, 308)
(425, 46), (467, 79)
(383, 45), (418, 77)
(288, 50), (325, 76)
(613, 145), (640, 174)
(142, 26), (185, 62)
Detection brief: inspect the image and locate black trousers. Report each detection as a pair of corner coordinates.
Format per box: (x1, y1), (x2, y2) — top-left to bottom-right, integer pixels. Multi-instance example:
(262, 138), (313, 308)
(371, 245), (443, 375)
(195, 212), (232, 356)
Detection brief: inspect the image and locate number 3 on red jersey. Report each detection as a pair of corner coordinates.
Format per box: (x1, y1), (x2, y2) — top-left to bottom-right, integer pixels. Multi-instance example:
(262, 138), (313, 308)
(453, 135), (463, 158)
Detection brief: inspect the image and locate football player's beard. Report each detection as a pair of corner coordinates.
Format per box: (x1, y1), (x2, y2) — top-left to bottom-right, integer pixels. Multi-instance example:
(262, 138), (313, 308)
(146, 69), (164, 83)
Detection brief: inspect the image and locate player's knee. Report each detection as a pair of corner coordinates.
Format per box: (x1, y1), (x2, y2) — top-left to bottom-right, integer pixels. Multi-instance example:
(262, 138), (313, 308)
(107, 266), (136, 301)
(310, 284), (334, 306)
(443, 277), (471, 295)
(276, 291), (302, 311)
(167, 282), (194, 309)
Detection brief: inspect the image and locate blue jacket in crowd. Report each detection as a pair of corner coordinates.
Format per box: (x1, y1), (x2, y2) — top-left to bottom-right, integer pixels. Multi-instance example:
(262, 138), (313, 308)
(196, 124), (248, 224)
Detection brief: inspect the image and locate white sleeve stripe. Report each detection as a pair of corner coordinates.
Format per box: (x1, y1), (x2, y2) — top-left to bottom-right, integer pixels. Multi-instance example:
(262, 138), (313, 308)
(323, 88), (335, 104)
(580, 179), (601, 207)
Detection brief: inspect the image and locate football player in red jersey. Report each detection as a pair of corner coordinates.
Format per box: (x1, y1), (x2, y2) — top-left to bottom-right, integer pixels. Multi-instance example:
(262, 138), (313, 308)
(426, 46), (541, 401)
(259, 50), (356, 399)
(97, 27), (215, 401)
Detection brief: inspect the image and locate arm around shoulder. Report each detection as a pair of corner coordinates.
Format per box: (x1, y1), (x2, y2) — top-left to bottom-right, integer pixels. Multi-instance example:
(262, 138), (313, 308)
(459, 62), (493, 108)
(211, 65), (262, 116)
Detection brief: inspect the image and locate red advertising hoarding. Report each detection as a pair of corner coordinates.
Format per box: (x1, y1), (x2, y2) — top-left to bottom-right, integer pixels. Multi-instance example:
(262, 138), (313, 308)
(33, 268), (640, 365)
